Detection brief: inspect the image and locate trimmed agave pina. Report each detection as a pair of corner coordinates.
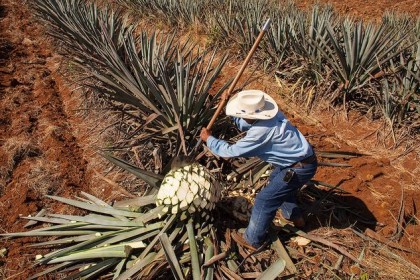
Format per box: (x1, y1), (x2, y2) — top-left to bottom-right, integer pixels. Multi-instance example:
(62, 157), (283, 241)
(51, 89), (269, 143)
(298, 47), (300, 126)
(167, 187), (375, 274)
(156, 163), (221, 214)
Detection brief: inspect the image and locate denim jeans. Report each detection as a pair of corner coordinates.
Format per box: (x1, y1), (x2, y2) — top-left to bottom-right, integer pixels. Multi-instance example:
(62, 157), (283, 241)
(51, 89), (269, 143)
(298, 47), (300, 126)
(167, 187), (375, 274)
(244, 159), (317, 247)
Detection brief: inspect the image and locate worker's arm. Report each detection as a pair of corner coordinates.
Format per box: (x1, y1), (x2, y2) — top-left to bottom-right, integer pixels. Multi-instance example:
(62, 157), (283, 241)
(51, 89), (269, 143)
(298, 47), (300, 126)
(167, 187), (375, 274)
(200, 127), (267, 158)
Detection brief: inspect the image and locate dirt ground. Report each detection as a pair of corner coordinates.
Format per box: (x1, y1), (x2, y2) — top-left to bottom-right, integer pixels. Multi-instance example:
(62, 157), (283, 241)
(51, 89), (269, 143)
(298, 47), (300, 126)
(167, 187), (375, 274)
(0, 0), (419, 279)
(296, 0), (420, 20)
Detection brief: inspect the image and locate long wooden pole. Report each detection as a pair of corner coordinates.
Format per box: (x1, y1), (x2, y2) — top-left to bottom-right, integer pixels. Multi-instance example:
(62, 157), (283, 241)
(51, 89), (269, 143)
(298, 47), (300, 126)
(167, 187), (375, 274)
(206, 18), (271, 130)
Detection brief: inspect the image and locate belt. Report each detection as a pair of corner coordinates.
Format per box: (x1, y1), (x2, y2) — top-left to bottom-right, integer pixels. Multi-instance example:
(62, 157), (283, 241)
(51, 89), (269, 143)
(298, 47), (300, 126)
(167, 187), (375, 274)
(290, 153), (317, 168)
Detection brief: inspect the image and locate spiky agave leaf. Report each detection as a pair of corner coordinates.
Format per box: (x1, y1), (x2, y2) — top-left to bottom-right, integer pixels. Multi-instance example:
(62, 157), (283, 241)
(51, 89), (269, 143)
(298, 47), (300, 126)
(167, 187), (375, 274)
(1, 179), (222, 279)
(0, 192), (169, 278)
(33, 0), (132, 63)
(316, 19), (412, 94)
(34, 0), (231, 160)
(287, 4), (334, 80)
(159, 233), (185, 280)
(1, 150), (224, 279)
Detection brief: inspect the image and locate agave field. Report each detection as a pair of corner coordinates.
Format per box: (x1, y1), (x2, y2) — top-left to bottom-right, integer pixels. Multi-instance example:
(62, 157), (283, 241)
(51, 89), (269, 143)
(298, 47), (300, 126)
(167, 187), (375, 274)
(118, 0), (420, 136)
(0, 0), (419, 279)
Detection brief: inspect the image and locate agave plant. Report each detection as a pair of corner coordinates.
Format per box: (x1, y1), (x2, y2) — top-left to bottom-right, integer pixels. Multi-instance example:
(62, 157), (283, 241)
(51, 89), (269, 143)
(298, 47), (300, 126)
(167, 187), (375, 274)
(382, 11), (419, 46)
(211, 0), (271, 53)
(35, 0), (132, 63)
(264, 13), (290, 67)
(5, 0), (417, 278)
(211, 0), (241, 45)
(121, 0), (207, 28)
(375, 43), (420, 132)
(1, 183), (221, 279)
(287, 5), (334, 74)
(4, 0), (295, 278)
(0, 0), (236, 278)
(235, 0), (270, 54)
(315, 18), (412, 96)
(35, 0), (233, 158)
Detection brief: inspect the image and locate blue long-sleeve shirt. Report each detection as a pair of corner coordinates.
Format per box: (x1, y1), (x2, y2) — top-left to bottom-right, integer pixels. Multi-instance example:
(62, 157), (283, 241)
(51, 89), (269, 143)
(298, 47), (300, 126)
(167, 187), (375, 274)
(207, 111), (313, 168)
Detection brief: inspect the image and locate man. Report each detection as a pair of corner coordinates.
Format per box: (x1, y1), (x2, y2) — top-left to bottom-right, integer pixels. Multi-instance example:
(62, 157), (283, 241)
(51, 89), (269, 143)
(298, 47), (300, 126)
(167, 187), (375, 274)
(200, 89), (317, 249)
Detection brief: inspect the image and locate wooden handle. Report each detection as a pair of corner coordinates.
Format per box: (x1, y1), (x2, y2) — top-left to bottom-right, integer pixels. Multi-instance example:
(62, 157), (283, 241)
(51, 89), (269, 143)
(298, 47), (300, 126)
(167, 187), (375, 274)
(206, 18), (271, 130)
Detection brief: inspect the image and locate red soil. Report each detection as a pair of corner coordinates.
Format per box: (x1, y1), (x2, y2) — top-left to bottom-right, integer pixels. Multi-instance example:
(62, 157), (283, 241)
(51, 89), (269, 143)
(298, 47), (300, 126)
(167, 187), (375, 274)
(296, 0), (420, 21)
(0, 0), (419, 279)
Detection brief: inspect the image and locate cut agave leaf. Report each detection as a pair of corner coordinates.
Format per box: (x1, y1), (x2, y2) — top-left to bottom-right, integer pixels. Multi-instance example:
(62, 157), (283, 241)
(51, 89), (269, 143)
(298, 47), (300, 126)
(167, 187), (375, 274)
(80, 192), (130, 222)
(24, 208), (47, 228)
(317, 151), (364, 158)
(112, 195), (157, 211)
(309, 180), (349, 193)
(95, 222), (163, 247)
(160, 233), (185, 280)
(63, 258), (121, 280)
(117, 251), (157, 280)
(38, 230), (123, 264)
(46, 195), (144, 218)
(48, 214), (145, 227)
(186, 221), (200, 280)
(204, 238), (214, 280)
(27, 262), (73, 280)
(318, 162), (352, 167)
(30, 234), (97, 247)
(256, 259), (286, 280)
(22, 216), (72, 225)
(102, 153), (163, 189)
(48, 242), (142, 264)
(1, 230), (96, 237)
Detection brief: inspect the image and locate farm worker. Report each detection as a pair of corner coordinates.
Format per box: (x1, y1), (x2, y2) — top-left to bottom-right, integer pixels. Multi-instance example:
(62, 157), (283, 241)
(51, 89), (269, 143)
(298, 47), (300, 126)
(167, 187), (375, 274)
(200, 89), (317, 249)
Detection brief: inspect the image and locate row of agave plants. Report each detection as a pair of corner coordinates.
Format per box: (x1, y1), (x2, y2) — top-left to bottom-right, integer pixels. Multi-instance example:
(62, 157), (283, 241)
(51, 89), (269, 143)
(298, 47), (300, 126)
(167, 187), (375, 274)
(0, 0), (391, 279)
(119, 0), (420, 137)
(1, 0), (289, 279)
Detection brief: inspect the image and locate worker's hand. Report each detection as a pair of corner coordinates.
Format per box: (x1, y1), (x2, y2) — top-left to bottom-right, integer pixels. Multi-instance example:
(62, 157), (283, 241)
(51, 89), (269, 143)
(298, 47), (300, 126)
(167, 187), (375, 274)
(200, 128), (212, 142)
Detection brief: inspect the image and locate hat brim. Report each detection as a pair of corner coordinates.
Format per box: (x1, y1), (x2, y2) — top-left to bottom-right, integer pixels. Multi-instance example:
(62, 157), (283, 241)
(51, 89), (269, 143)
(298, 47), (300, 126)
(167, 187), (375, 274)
(226, 92), (278, 120)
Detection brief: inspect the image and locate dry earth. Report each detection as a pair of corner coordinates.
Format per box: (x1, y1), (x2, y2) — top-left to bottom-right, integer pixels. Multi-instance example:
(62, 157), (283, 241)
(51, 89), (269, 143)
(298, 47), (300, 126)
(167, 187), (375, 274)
(0, 0), (419, 279)
(296, 0), (420, 20)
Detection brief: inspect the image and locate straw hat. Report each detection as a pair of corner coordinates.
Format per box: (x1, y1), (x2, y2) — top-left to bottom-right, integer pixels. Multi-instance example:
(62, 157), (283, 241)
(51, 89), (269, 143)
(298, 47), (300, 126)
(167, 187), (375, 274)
(226, 90), (278, 120)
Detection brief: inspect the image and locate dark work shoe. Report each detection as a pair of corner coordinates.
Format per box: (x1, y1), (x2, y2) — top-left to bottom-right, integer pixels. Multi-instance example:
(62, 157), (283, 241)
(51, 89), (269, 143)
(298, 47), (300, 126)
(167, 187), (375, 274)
(277, 212), (306, 229)
(232, 230), (271, 272)
(231, 230), (270, 253)
(290, 216), (306, 228)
